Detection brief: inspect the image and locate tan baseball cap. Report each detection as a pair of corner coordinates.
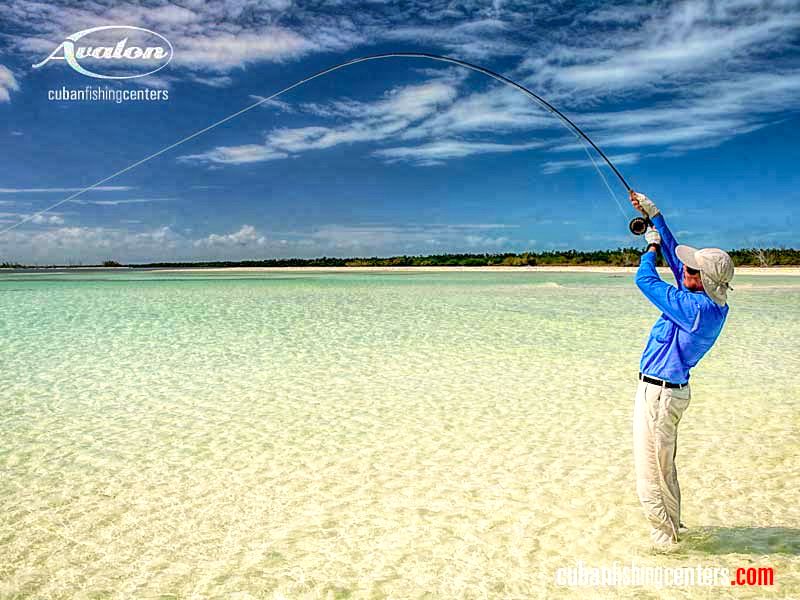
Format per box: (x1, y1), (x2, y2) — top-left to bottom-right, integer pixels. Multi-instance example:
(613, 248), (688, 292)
(676, 245), (734, 306)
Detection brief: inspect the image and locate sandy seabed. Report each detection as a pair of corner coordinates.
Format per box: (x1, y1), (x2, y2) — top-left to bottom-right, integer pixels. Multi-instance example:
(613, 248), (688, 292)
(1, 269), (798, 599)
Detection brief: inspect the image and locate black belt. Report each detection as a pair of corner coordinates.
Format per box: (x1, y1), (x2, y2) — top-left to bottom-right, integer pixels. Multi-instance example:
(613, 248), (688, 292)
(639, 372), (688, 389)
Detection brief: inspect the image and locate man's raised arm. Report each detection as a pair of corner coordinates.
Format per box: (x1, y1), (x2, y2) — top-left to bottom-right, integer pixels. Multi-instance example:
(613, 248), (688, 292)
(630, 191), (683, 285)
(636, 233), (700, 333)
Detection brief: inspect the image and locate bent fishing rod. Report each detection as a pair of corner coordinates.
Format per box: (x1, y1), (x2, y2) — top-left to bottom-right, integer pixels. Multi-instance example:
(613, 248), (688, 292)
(1, 52), (649, 236)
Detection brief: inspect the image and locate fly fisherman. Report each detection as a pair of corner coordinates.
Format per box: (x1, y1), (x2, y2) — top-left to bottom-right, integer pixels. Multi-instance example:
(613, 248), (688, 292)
(629, 191), (734, 548)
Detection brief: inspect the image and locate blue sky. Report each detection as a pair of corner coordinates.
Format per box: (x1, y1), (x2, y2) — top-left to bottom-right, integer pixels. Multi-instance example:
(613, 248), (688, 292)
(0, 0), (798, 264)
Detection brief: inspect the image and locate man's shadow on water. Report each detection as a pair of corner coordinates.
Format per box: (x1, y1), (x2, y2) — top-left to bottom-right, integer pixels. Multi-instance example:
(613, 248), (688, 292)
(681, 527), (800, 555)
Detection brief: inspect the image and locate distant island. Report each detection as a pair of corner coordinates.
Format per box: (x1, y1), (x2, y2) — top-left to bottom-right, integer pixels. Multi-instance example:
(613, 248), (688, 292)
(2, 247), (798, 269)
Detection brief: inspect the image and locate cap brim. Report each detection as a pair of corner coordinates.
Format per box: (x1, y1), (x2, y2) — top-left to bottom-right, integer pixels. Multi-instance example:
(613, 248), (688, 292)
(676, 245), (701, 270)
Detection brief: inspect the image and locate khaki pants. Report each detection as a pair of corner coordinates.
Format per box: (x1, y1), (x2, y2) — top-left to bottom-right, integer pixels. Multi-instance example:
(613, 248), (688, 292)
(633, 380), (691, 546)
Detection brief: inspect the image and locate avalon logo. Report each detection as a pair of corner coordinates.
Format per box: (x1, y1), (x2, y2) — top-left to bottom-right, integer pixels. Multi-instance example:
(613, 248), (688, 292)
(32, 25), (173, 80)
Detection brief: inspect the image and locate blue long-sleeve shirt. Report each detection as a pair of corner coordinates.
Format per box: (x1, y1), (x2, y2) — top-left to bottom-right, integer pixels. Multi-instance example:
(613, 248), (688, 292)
(635, 214), (729, 384)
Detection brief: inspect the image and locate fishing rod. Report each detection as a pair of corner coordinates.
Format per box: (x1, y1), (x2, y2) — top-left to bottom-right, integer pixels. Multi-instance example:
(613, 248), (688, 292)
(1, 52), (646, 236)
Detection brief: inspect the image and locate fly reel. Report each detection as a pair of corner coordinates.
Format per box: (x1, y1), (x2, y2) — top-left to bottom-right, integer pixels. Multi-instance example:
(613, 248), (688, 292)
(629, 216), (651, 236)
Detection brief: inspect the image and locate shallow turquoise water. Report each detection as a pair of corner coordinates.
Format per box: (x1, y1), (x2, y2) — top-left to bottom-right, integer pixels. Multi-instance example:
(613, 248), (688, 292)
(1, 269), (798, 599)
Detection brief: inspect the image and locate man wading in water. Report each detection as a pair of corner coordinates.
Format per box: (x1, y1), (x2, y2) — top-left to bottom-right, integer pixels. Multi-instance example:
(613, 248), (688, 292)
(630, 191), (735, 548)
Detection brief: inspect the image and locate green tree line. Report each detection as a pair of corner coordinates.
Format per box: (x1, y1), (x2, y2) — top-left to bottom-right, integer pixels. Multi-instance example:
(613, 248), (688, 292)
(4, 247), (798, 269)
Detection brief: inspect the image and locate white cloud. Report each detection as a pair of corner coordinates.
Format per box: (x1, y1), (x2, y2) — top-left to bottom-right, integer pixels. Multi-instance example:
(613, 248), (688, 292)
(0, 65), (20, 102)
(549, 69), (800, 160)
(541, 153), (639, 174)
(382, 19), (522, 59)
(186, 74), (234, 88)
(179, 79), (461, 165)
(0, 221), (526, 263)
(375, 139), (545, 166)
(504, 1), (800, 168)
(463, 234), (510, 247)
(583, 5), (654, 24)
(131, 4), (201, 25)
(399, 85), (559, 140)
(181, 55), (800, 172)
(174, 29), (318, 72)
(251, 97), (294, 113)
(523, 0), (800, 95)
(29, 213), (64, 225)
(2, 0), (359, 78)
(4, 0), (796, 183)
(69, 198), (173, 206)
(0, 211), (65, 225)
(175, 0), (800, 174)
(0, 186), (134, 193)
(0, 225), (183, 263)
(590, 121), (764, 150)
(194, 225), (266, 247)
(179, 144), (289, 165)
(1, 0), (539, 88)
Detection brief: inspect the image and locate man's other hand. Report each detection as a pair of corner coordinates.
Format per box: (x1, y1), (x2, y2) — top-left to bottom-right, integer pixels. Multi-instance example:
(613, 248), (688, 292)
(630, 191), (660, 218)
(645, 227), (661, 247)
